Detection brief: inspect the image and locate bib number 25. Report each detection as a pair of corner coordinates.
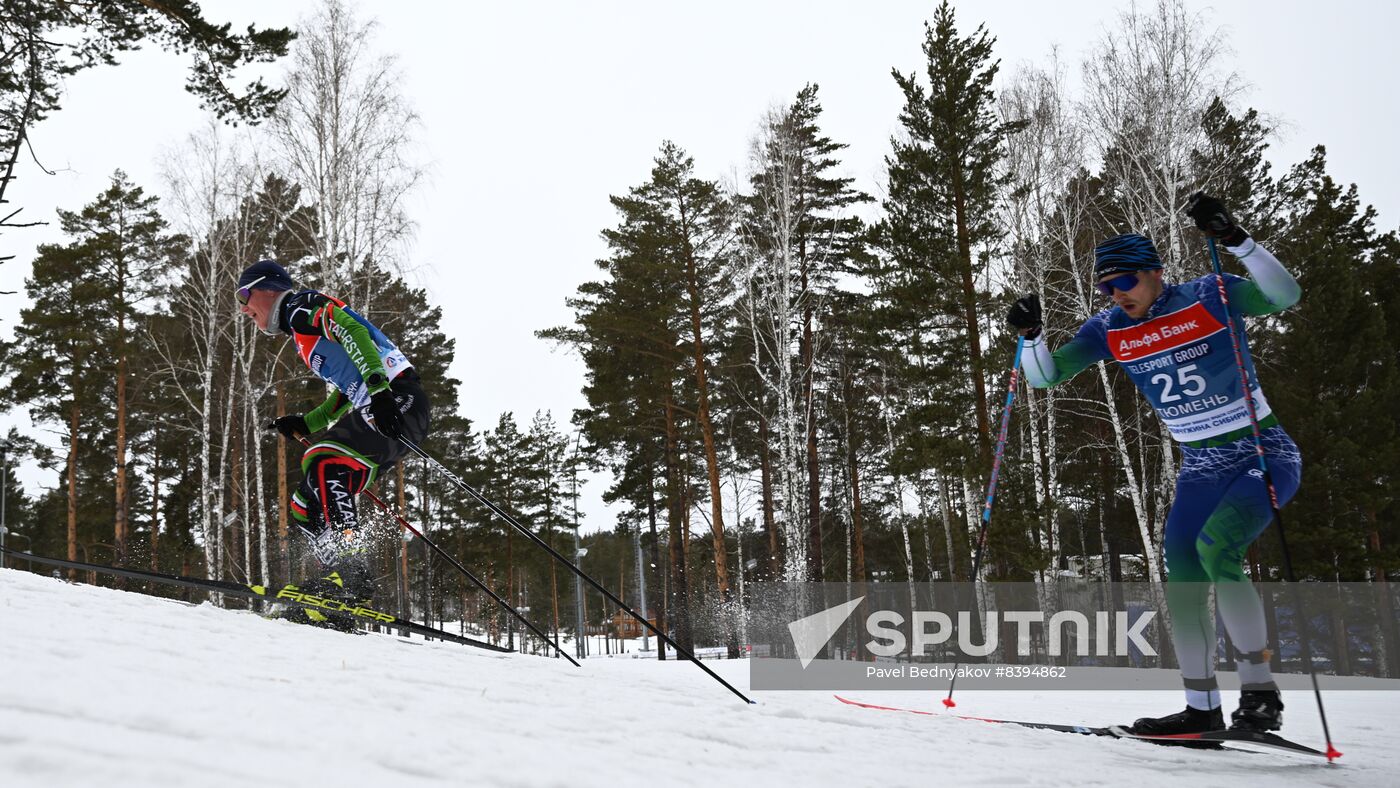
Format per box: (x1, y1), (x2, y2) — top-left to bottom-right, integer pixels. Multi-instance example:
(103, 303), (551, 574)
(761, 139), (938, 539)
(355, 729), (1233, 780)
(1151, 364), (1206, 403)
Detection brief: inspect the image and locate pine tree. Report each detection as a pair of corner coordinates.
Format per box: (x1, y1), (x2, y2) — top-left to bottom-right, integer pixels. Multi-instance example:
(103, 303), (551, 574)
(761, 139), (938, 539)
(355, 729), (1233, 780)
(1191, 99), (1280, 239)
(0, 2), (291, 256)
(882, 1), (1022, 468)
(1267, 147), (1396, 581)
(540, 145), (702, 653)
(639, 142), (737, 618)
(482, 413), (534, 648)
(0, 429), (36, 563)
(874, 1), (1022, 579)
(2, 227), (112, 568)
(822, 290), (881, 584)
(524, 410), (573, 644)
(54, 172), (184, 565)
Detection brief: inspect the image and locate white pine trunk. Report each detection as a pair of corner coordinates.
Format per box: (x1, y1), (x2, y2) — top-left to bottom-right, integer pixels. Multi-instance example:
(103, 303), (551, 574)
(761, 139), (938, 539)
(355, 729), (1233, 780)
(234, 312), (273, 588)
(740, 106), (813, 583)
(1023, 385), (1049, 561)
(879, 385), (919, 605)
(242, 421), (252, 584)
(1094, 363), (1163, 583)
(213, 352), (238, 582)
(729, 451), (749, 646)
(935, 472), (956, 582)
(198, 308), (218, 583)
(1156, 419), (1177, 578)
(961, 476), (980, 579)
(916, 478), (933, 574)
(255, 418), (270, 589)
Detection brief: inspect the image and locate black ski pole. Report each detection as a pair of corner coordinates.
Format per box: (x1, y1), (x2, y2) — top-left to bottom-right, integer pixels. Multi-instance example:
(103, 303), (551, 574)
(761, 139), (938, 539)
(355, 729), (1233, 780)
(398, 436), (756, 705)
(1207, 237), (1339, 761)
(291, 434), (578, 666)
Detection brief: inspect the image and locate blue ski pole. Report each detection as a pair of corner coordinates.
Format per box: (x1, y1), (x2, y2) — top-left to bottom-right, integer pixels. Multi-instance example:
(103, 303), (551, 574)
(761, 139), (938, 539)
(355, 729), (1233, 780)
(945, 334), (1027, 708)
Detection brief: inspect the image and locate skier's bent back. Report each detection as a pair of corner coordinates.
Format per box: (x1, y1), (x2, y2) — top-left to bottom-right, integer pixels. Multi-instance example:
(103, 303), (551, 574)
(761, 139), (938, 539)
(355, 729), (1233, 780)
(1005, 194), (1301, 735)
(236, 260), (431, 628)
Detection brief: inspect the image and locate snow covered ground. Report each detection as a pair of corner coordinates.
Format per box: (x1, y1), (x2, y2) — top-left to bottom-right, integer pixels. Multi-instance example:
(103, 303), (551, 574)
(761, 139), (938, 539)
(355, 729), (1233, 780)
(2, 567), (1395, 787)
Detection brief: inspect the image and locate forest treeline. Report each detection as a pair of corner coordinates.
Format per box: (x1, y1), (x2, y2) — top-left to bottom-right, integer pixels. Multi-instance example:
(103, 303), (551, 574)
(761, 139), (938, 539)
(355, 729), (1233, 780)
(1, 1), (1395, 655)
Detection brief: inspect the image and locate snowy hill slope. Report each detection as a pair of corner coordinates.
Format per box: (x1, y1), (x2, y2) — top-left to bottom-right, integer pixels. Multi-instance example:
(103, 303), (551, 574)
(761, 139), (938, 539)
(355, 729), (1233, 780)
(1, 567), (1394, 787)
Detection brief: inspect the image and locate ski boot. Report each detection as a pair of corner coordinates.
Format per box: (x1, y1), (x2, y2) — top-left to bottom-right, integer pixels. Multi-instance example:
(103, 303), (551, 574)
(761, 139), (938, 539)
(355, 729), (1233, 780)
(281, 563), (378, 633)
(1127, 706), (1224, 748)
(1231, 689), (1284, 732)
(281, 527), (378, 632)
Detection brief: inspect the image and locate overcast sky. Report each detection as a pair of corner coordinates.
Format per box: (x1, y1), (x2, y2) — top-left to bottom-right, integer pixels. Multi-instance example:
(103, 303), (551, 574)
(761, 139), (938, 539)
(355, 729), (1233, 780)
(2, 0), (1396, 533)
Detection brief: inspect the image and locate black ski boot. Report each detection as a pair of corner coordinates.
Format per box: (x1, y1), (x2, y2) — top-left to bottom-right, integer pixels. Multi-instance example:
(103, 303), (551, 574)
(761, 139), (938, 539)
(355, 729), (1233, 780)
(297, 571), (374, 632)
(1129, 705), (1224, 736)
(1231, 690), (1284, 732)
(281, 573), (375, 632)
(315, 560), (378, 604)
(280, 559), (379, 633)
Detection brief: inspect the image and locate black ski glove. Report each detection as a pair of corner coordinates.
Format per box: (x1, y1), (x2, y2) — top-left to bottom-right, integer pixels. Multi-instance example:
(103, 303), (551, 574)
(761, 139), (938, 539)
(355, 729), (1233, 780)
(367, 388), (403, 441)
(267, 414), (309, 440)
(1007, 294), (1043, 340)
(1185, 191), (1249, 247)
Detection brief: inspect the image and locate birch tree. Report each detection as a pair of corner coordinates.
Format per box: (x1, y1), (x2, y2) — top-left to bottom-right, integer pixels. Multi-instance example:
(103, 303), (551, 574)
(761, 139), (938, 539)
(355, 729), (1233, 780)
(270, 0), (420, 303)
(736, 85), (869, 581)
(158, 123), (257, 582)
(1082, 0), (1237, 272)
(997, 58), (1088, 578)
(738, 111), (810, 582)
(1082, 0), (1241, 563)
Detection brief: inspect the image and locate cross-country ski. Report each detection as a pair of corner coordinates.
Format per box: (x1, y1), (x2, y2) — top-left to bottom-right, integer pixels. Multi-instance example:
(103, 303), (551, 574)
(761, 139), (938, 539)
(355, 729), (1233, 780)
(833, 695), (1332, 758)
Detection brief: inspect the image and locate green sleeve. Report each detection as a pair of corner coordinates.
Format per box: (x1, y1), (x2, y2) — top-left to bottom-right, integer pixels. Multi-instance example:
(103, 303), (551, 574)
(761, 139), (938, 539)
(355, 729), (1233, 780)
(326, 305), (391, 394)
(1024, 336), (1109, 388)
(1225, 278), (1290, 317)
(304, 390), (353, 433)
(1224, 239), (1301, 316)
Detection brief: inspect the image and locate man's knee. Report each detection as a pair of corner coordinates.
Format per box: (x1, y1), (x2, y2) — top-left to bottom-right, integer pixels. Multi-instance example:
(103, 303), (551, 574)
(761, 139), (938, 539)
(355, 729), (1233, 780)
(1196, 506), (1254, 582)
(303, 446), (372, 487)
(1165, 535), (1208, 583)
(300, 450), (372, 529)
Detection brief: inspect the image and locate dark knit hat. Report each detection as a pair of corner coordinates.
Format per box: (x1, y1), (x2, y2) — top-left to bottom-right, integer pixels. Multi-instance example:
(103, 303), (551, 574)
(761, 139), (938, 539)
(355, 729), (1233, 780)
(237, 260), (294, 292)
(1093, 234), (1163, 277)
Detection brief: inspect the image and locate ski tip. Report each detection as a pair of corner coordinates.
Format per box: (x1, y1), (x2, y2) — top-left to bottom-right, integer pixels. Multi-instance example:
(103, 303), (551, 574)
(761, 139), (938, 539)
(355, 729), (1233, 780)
(1326, 746), (1343, 762)
(941, 698), (956, 709)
